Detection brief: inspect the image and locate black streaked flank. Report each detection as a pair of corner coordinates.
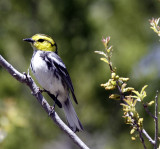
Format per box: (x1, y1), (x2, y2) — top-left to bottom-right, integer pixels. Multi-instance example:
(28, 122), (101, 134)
(40, 52), (53, 70)
(47, 52), (78, 104)
(53, 70), (60, 79)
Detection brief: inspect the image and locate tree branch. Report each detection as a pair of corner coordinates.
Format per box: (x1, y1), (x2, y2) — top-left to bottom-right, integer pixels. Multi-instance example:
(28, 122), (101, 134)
(142, 129), (155, 145)
(154, 90), (158, 149)
(143, 104), (155, 119)
(0, 55), (89, 149)
(138, 129), (147, 149)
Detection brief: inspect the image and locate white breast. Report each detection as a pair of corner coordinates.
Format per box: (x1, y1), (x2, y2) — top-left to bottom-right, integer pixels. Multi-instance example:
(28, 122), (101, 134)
(31, 51), (68, 102)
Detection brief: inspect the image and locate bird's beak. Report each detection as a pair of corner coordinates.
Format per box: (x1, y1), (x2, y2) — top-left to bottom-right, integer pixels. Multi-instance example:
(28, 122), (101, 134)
(23, 38), (34, 43)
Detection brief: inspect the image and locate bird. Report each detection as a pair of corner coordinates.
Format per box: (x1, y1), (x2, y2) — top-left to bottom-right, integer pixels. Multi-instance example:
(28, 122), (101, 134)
(23, 34), (83, 132)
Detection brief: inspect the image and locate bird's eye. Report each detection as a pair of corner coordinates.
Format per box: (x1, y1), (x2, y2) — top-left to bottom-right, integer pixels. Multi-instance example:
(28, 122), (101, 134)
(38, 39), (45, 42)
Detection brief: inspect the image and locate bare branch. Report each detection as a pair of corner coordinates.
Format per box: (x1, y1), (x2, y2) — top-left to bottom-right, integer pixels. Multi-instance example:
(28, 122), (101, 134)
(154, 90), (159, 149)
(138, 129), (147, 149)
(143, 104), (155, 119)
(0, 55), (89, 149)
(142, 129), (155, 145)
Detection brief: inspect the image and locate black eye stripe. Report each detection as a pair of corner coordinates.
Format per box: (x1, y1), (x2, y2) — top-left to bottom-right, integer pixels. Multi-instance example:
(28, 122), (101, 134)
(37, 39), (54, 46)
(38, 39), (45, 42)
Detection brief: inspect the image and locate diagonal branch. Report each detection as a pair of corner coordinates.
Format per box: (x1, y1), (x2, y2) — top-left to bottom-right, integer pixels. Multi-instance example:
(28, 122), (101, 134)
(142, 129), (155, 145)
(0, 55), (89, 149)
(143, 104), (155, 119)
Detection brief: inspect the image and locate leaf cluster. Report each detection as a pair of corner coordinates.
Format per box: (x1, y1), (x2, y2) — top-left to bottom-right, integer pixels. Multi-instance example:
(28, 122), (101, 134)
(95, 31), (159, 148)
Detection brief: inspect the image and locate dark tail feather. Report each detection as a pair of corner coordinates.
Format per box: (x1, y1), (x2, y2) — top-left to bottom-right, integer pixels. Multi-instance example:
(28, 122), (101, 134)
(63, 98), (83, 132)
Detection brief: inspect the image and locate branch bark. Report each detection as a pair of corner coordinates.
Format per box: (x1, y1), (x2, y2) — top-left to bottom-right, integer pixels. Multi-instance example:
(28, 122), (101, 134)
(154, 90), (158, 149)
(0, 55), (89, 149)
(142, 129), (155, 145)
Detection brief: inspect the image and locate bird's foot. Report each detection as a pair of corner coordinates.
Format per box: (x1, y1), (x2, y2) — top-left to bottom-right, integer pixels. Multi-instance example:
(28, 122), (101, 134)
(31, 87), (45, 95)
(49, 100), (56, 116)
(49, 106), (55, 115)
(38, 88), (47, 93)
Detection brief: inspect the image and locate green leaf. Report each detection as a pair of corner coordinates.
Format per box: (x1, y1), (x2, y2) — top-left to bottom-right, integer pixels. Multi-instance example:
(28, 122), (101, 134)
(119, 77), (129, 82)
(141, 85), (148, 94)
(131, 137), (136, 141)
(109, 94), (120, 100)
(132, 91), (140, 96)
(100, 58), (109, 64)
(130, 128), (135, 134)
(94, 51), (106, 57)
(147, 101), (155, 106)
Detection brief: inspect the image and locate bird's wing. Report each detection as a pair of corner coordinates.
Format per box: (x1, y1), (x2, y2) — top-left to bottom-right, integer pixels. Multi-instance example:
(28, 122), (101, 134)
(47, 52), (78, 104)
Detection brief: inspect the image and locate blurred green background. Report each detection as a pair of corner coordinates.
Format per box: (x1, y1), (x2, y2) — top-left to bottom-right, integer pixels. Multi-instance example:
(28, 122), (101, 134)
(0, 0), (160, 149)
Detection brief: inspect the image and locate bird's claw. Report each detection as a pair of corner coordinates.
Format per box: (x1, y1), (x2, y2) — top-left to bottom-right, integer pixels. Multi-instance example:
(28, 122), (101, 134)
(39, 89), (47, 93)
(31, 87), (45, 95)
(49, 106), (55, 116)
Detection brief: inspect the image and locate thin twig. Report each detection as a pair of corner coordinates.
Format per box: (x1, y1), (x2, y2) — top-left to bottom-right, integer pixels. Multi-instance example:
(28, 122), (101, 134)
(143, 104), (155, 119)
(0, 55), (89, 149)
(154, 90), (159, 149)
(138, 129), (147, 149)
(142, 129), (155, 145)
(116, 81), (128, 105)
(130, 115), (147, 149)
(109, 63), (114, 72)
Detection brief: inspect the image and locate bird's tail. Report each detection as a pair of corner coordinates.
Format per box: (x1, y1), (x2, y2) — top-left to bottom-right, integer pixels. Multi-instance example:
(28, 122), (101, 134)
(63, 98), (83, 132)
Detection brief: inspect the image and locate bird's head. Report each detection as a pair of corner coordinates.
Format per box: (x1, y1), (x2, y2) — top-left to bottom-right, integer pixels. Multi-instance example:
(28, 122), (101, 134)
(23, 34), (57, 53)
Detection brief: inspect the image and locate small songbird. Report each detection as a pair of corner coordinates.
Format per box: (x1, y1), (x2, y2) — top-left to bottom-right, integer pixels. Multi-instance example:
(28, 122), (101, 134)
(23, 34), (83, 132)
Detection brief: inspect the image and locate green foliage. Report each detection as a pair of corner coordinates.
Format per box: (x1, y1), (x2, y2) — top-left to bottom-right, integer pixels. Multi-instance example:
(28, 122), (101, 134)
(0, 0), (160, 149)
(95, 22), (160, 148)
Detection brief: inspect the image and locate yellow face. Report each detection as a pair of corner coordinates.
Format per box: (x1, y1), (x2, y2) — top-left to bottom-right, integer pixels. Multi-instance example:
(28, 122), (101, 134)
(23, 34), (57, 52)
